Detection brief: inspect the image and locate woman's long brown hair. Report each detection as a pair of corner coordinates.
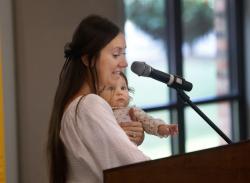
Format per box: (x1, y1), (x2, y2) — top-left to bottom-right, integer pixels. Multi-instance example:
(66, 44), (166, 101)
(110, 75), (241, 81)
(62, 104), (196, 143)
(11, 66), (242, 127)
(47, 15), (120, 183)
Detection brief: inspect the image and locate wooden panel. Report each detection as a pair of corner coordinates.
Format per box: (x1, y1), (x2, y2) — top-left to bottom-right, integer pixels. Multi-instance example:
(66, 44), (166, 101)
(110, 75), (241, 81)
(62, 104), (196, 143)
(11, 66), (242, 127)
(104, 140), (250, 183)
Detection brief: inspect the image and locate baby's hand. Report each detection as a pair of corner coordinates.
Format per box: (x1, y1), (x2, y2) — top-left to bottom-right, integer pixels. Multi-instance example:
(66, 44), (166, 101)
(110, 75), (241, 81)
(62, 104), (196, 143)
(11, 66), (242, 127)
(158, 124), (178, 137)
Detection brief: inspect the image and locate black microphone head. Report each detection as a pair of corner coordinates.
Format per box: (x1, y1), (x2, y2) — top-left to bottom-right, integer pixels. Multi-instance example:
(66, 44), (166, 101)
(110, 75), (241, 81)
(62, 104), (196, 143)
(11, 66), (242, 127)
(131, 61), (151, 76)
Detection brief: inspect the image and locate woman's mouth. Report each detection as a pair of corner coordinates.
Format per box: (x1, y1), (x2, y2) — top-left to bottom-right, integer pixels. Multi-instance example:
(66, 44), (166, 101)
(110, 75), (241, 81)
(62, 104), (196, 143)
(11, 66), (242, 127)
(112, 71), (121, 78)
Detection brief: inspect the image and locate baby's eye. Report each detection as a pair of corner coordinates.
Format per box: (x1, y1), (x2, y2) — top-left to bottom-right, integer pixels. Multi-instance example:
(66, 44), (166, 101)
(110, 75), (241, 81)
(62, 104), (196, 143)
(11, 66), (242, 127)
(107, 86), (115, 91)
(121, 86), (128, 90)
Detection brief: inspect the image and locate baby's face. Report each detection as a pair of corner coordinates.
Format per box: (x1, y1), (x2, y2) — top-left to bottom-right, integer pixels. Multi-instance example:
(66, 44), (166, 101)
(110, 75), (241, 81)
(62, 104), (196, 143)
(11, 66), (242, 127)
(101, 76), (129, 108)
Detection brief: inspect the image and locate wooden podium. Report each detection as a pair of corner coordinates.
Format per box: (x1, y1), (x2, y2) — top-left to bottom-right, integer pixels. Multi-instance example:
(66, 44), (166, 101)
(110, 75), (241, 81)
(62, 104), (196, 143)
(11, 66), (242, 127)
(104, 140), (250, 183)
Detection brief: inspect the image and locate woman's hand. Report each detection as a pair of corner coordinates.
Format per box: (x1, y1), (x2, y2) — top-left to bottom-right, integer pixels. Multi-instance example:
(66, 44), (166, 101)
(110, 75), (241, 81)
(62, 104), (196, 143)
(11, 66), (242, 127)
(119, 121), (144, 146)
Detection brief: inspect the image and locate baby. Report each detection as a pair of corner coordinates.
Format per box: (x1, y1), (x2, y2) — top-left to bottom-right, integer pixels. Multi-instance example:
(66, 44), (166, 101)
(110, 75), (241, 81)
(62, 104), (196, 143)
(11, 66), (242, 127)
(100, 72), (178, 138)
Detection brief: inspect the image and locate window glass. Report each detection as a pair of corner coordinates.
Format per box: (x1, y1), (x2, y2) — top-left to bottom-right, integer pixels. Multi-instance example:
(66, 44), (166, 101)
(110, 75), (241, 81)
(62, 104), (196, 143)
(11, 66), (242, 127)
(181, 0), (230, 99)
(124, 0), (238, 156)
(138, 110), (172, 159)
(185, 102), (232, 152)
(124, 0), (169, 108)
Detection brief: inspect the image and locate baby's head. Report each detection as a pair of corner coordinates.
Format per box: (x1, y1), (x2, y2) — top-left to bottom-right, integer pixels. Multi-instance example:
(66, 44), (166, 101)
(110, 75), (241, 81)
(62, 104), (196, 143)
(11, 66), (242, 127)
(100, 72), (133, 108)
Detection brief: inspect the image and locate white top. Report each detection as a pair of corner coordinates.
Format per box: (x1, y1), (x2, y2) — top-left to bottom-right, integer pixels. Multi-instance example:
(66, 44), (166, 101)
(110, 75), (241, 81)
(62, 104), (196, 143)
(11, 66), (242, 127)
(60, 94), (150, 183)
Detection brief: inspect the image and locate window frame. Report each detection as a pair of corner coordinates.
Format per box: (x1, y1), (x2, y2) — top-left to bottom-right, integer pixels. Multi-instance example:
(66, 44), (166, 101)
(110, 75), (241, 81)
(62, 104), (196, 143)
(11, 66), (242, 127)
(141, 0), (247, 154)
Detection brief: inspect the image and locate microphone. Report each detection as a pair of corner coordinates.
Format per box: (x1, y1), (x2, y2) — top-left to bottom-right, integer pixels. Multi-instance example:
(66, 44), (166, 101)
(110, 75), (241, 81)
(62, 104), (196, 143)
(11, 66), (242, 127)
(131, 61), (193, 91)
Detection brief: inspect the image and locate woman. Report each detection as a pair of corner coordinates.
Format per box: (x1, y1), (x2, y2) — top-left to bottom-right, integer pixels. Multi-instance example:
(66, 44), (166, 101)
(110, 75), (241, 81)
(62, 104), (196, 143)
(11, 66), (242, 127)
(47, 15), (150, 183)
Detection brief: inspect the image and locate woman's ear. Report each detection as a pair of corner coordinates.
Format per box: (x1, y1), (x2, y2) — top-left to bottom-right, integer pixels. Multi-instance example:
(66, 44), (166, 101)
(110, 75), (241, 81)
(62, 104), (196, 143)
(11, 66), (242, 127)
(81, 55), (89, 67)
(81, 55), (95, 67)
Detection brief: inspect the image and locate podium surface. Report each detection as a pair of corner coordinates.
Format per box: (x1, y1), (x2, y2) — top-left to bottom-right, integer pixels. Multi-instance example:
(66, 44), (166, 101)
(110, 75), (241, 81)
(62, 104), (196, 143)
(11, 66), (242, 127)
(104, 140), (250, 183)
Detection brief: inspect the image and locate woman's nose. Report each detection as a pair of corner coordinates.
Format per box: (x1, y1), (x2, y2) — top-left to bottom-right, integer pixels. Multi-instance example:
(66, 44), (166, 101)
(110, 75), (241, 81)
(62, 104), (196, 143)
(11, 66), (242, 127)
(119, 58), (128, 68)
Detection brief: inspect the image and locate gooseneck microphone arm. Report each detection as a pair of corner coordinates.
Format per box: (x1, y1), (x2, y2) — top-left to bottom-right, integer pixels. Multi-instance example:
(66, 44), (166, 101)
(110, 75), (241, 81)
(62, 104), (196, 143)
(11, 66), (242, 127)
(176, 88), (233, 144)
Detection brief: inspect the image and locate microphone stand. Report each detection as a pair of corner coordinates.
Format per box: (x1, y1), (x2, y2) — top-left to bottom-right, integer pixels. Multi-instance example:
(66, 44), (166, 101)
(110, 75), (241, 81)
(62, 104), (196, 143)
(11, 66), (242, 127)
(176, 88), (233, 144)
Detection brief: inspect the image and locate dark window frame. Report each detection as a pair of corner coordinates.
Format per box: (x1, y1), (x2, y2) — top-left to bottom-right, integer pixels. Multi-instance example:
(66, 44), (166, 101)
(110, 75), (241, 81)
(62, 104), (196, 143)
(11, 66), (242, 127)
(142, 0), (246, 154)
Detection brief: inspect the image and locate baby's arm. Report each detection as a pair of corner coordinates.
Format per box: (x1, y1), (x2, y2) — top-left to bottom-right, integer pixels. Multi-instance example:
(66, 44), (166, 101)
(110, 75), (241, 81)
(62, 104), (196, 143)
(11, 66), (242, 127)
(131, 107), (178, 137)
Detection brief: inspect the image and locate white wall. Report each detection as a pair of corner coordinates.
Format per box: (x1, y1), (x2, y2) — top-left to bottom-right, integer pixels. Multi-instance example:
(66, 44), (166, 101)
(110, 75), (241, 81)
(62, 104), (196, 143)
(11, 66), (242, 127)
(0, 0), (19, 182)
(13, 0), (124, 183)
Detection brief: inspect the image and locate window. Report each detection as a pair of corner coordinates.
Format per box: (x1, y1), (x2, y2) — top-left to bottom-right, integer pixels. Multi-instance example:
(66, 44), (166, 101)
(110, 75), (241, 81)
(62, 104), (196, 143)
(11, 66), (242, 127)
(123, 0), (246, 158)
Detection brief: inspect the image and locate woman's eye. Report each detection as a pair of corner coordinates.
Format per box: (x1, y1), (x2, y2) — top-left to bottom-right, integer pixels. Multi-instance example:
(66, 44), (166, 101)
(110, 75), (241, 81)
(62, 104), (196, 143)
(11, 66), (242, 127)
(113, 51), (126, 58)
(113, 53), (120, 58)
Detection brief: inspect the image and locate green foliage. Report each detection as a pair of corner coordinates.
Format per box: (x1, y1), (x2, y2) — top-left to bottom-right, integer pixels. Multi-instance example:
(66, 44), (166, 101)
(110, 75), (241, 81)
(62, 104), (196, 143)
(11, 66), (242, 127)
(125, 0), (214, 43)
(125, 0), (166, 38)
(182, 0), (214, 44)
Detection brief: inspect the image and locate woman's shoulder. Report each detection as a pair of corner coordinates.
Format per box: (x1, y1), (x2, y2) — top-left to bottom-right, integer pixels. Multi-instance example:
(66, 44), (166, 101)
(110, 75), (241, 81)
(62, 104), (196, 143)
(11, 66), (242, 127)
(86, 93), (106, 101)
(82, 94), (109, 106)
(67, 94), (110, 112)
(63, 94), (112, 122)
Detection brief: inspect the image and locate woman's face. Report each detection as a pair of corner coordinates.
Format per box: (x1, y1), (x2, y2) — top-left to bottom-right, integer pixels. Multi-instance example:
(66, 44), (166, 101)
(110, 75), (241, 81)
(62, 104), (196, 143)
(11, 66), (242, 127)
(96, 33), (128, 90)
